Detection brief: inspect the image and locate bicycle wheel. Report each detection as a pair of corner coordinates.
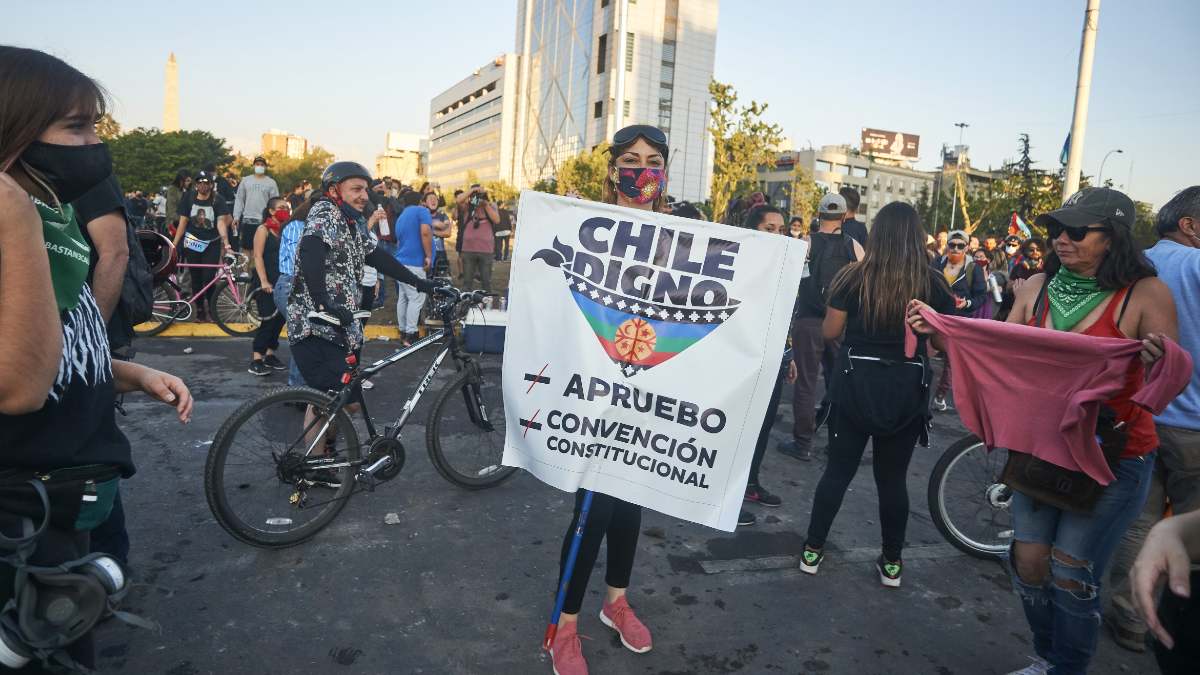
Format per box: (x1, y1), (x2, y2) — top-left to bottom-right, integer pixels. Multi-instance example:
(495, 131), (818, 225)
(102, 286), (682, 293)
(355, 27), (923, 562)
(205, 386), (361, 548)
(928, 435), (1013, 562)
(248, 287), (278, 321)
(134, 279), (184, 337)
(426, 365), (516, 489)
(213, 277), (260, 337)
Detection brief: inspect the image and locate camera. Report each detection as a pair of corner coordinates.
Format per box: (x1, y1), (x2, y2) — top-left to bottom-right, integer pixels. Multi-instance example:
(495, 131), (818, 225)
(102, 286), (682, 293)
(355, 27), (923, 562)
(470, 190), (489, 208)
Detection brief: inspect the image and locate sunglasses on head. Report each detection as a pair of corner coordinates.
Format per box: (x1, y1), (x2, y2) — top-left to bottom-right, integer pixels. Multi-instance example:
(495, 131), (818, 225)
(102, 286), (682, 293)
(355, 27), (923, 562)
(1047, 222), (1111, 242)
(613, 124), (667, 147)
(947, 242), (967, 250)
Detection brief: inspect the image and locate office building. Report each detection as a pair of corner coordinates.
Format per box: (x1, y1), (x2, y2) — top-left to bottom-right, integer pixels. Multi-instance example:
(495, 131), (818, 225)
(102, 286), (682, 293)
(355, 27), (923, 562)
(376, 132), (427, 185)
(261, 129), (308, 159)
(426, 54), (520, 188)
(163, 53), (179, 132)
(757, 145), (935, 219)
(511, 0), (718, 201)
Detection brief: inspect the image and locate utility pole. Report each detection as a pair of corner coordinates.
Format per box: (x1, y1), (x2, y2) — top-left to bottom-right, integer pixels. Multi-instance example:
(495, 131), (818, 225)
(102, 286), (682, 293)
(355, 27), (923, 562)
(948, 122), (968, 231)
(932, 143), (946, 233)
(1063, 0), (1101, 199)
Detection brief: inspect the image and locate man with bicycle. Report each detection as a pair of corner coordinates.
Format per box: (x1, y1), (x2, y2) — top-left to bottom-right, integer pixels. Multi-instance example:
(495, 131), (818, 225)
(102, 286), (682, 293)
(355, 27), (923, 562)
(287, 162), (444, 483)
(172, 171), (232, 322)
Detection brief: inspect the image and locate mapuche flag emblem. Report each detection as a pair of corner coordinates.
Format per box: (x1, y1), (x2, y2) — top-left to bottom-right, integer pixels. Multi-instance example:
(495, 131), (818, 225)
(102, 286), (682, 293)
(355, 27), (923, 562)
(534, 237), (739, 377)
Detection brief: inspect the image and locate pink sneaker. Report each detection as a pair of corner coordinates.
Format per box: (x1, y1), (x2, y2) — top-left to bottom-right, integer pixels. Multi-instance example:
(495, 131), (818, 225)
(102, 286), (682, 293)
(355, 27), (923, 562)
(550, 620), (588, 675)
(599, 595), (653, 653)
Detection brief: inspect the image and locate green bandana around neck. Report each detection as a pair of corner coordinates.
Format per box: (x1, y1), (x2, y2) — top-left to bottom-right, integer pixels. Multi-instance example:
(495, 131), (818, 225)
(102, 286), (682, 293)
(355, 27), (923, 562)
(1046, 267), (1112, 331)
(35, 199), (91, 313)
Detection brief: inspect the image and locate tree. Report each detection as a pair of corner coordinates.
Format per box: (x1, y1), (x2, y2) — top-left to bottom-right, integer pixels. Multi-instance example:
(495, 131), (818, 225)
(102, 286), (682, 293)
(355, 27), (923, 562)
(108, 128), (233, 193)
(229, 147), (335, 193)
(481, 179), (520, 207)
(530, 177), (558, 194)
(554, 144), (610, 201)
(787, 164), (821, 227)
(707, 79), (783, 223)
(96, 113), (121, 141)
(1132, 201), (1157, 249)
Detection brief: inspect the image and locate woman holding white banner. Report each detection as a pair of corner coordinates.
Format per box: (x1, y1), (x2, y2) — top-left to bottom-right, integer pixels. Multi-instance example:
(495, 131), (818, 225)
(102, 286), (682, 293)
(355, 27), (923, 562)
(548, 124), (670, 675)
(798, 202), (955, 588)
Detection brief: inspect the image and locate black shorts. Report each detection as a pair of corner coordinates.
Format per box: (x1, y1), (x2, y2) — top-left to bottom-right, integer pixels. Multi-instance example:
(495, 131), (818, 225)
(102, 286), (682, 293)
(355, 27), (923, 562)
(236, 219), (261, 252)
(292, 336), (359, 395)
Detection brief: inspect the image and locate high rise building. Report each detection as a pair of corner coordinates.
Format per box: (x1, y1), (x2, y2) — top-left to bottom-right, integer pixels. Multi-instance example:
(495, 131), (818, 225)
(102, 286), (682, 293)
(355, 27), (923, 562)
(261, 129), (308, 159)
(376, 132), (428, 184)
(163, 53), (179, 132)
(756, 146), (935, 220)
(512, 0), (718, 201)
(426, 54), (520, 188)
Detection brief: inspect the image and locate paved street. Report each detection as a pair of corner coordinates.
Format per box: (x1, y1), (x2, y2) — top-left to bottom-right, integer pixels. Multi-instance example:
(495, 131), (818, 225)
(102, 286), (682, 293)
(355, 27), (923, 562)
(97, 337), (1154, 675)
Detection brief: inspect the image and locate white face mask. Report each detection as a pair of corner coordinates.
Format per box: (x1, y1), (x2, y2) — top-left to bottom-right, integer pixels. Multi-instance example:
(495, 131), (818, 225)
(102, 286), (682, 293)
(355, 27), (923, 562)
(1004, 244), (1019, 254)
(254, 165), (266, 175)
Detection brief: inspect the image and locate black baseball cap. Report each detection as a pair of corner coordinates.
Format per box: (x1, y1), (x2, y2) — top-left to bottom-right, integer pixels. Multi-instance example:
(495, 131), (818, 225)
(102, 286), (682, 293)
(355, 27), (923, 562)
(194, 171), (214, 183)
(1036, 187), (1135, 231)
(253, 155), (267, 165)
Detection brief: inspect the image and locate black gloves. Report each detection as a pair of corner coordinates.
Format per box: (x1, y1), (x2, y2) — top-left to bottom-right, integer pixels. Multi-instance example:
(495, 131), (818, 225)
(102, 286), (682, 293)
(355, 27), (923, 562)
(416, 277), (448, 294)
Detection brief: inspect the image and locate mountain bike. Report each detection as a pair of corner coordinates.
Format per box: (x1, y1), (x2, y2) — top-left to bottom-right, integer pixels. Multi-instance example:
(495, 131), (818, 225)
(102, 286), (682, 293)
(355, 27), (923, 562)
(927, 434), (1012, 562)
(203, 286), (514, 548)
(135, 251), (271, 338)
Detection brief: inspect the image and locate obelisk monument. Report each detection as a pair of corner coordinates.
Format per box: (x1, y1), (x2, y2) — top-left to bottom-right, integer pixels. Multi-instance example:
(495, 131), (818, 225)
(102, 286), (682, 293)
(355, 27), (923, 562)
(163, 53), (179, 132)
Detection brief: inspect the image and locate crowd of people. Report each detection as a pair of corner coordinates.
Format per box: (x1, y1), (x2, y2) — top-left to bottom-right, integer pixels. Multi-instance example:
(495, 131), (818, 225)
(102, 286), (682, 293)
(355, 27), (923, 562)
(1, 46), (1198, 675)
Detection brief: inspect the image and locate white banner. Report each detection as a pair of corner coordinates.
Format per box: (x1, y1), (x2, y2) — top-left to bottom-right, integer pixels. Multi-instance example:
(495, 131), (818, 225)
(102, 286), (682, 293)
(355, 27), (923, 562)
(501, 191), (807, 531)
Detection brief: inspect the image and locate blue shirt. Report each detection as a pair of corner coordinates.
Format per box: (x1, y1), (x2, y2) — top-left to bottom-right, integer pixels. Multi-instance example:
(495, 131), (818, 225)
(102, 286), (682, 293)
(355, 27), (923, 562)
(395, 205), (431, 267)
(278, 219), (303, 276)
(1145, 239), (1200, 430)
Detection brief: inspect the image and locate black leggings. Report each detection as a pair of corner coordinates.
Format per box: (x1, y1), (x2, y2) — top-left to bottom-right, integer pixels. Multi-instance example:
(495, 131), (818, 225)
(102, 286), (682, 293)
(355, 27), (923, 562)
(184, 241), (220, 312)
(748, 372), (784, 487)
(557, 491), (641, 615)
(252, 285), (285, 354)
(805, 409), (923, 561)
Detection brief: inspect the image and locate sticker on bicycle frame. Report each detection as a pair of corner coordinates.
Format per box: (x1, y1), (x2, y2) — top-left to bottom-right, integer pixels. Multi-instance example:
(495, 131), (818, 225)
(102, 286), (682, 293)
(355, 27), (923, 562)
(501, 191), (806, 532)
(183, 233), (211, 253)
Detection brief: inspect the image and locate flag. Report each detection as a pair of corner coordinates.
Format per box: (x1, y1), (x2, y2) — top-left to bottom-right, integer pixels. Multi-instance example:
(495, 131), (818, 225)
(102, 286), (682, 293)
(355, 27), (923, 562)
(1059, 133), (1071, 166)
(1009, 212), (1032, 238)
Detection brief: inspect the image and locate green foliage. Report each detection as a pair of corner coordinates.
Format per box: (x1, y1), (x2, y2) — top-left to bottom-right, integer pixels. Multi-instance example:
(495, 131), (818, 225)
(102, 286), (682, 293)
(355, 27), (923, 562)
(96, 113), (120, 141)
(554, 144), (611, 201)
(708, 80), (783, 223)
(109, 128), (233, 193)
(229, 148), (335, 193)
(530, 177), (558, 194)
(787, 164), (822, 226)
(481, 179), (520, 207)
(1132, 201), (1157, 249)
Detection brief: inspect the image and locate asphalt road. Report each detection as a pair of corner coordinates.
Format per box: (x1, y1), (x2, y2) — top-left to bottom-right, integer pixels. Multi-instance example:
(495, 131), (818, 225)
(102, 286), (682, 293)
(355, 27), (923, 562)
(95, 337), (1155, 675)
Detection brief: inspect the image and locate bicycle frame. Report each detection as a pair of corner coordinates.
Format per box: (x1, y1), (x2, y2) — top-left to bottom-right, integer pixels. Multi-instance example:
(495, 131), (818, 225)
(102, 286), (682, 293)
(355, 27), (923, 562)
(172, 259), (245, 307)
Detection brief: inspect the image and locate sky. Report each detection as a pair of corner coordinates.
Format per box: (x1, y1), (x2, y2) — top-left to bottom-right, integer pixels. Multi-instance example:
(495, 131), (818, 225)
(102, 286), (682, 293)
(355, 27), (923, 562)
(4, 0), (1197, 208)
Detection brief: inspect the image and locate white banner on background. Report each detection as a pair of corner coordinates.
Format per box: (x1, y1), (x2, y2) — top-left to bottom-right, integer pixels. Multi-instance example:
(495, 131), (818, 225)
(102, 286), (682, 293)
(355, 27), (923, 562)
(501, 191), (806, 531)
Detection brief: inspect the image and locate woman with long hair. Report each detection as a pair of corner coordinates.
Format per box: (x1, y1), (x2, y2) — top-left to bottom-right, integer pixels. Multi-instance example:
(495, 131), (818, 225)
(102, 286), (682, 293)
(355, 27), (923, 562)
(798, 202), (954, 588)
(548, 124), (669, 675)
(248, 197), (291, 376)
(910, 188), (1178, 675)
(0, 46), (193, 672)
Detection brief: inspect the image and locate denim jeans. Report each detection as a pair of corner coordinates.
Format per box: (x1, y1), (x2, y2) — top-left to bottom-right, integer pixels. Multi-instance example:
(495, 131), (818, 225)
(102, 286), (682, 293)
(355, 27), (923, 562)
(1008, 453), (1156, 674)
(272, 274), (304, 387)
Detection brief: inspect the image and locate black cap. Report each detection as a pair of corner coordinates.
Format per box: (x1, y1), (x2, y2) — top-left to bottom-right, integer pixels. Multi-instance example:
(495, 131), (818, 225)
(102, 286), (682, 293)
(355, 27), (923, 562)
(194, 170), (214, 183)
(1036, 187), (1135, 231)
(253, 155), (267, 165)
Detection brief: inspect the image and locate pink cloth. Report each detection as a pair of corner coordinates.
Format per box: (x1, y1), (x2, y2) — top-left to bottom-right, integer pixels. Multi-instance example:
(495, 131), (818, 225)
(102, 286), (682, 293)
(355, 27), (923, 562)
(906, 309), (1192, 484)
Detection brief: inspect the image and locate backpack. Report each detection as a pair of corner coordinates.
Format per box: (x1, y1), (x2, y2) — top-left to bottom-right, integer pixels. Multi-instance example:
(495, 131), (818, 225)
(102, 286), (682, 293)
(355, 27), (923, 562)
(799, 232), (857, 317)
(120, 221), (155, 326)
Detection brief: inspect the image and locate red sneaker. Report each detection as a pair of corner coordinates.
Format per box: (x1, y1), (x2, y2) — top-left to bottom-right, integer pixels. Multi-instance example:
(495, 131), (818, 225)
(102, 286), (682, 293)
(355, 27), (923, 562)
(550, 620), (588, 675)
(599, 595), (652, 654)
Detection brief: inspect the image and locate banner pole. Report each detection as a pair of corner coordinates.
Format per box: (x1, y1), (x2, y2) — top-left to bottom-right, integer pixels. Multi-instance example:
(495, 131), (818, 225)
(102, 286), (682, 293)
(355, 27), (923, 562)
(542, 489), (595, 651)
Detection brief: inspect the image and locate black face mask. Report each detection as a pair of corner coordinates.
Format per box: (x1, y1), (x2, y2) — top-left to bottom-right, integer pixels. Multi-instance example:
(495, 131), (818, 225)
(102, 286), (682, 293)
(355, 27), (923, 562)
(20, 141), (113, 204)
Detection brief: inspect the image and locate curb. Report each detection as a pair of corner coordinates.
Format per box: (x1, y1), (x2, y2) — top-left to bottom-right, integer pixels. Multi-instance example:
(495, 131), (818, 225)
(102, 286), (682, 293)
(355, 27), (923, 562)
(134, 323), (410, 340)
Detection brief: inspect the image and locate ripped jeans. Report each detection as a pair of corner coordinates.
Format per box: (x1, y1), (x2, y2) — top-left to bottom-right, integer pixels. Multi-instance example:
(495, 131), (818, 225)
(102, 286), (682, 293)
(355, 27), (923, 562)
(1008, 454), (1155, 674)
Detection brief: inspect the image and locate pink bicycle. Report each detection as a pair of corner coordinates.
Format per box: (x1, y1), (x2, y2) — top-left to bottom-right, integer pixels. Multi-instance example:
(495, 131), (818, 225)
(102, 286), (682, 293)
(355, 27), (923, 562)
(136, 231), (272, 337)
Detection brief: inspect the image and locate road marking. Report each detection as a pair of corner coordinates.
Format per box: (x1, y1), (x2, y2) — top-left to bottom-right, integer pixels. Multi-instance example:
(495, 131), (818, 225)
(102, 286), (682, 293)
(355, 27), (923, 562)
(697, 543), (964, 575)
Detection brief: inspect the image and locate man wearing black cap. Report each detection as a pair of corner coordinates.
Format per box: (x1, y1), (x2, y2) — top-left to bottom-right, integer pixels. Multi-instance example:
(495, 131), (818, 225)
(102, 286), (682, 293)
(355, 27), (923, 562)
(233, 155), (279, 253)
(173, 171), (232, 321)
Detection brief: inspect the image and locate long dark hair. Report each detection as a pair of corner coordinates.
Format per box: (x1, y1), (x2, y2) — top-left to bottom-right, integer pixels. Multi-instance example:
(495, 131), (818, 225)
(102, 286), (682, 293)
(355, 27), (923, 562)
(604, 127), (669, 210)
(0, 46), (107, 196)
(829, 201), (943, 333)
(1043, 224), (1156, 290)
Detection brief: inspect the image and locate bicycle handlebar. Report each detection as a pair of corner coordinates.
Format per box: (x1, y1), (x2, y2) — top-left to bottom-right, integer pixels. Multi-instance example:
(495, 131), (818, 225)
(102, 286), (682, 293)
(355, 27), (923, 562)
(223, 251), (249, 267)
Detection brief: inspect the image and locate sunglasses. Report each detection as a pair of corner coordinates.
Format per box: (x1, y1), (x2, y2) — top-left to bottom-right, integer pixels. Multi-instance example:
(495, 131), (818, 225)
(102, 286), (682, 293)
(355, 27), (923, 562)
(946, 242), (968, 250)
(1047, 222), (1111, 242)
(613, 124), (667, 147)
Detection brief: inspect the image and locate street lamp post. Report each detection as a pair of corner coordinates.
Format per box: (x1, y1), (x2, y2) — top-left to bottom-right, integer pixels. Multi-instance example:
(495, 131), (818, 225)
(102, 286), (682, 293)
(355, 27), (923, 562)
(948, 122), (969, 231)
(1098, 148), (1123, 186)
